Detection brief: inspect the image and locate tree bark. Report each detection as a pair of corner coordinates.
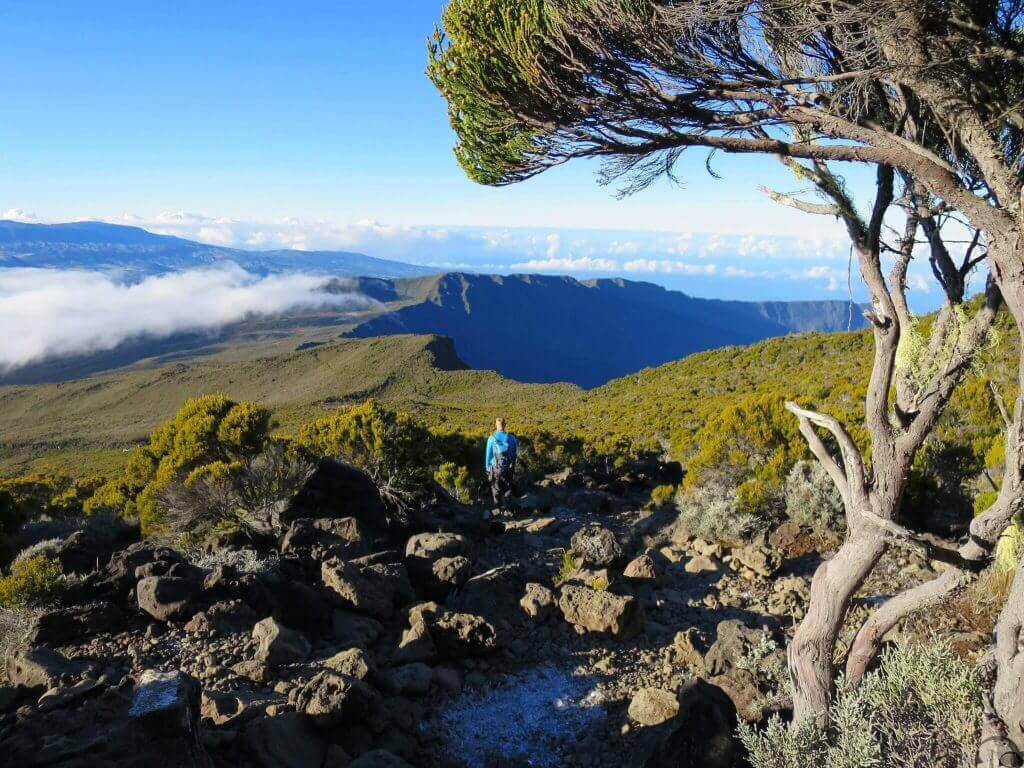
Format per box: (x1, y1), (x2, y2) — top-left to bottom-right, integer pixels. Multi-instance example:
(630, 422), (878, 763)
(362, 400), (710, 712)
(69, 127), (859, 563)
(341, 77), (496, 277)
(788, 525), (887, 728)
(994, 557), (1024, 751)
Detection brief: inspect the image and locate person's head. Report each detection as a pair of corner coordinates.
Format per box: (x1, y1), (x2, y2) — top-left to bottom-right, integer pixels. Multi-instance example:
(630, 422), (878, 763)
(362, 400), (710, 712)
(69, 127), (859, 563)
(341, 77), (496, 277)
(495, 418), (506, 432)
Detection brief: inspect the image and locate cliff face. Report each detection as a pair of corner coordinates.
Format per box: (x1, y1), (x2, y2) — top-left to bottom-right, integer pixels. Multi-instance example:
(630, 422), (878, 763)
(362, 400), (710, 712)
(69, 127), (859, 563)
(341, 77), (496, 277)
(346, 273), (866, 387)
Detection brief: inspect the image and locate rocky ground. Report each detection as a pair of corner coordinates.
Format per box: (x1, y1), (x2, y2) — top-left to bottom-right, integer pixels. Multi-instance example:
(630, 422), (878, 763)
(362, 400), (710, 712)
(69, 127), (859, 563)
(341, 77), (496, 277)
(0, 458), (981, 768)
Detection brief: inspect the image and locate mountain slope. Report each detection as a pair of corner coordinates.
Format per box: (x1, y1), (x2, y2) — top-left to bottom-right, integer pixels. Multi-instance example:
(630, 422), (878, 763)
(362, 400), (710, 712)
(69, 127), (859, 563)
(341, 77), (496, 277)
(345, 273), (867, 387)
(0, 220), (435, 278)
(0, 334), (580, 475)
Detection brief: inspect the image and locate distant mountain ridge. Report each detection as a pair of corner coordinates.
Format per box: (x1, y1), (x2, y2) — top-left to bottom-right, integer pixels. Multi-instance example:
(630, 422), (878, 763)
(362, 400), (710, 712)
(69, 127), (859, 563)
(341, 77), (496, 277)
(344, 273), (866, 387)
(0, 220), (436, 278)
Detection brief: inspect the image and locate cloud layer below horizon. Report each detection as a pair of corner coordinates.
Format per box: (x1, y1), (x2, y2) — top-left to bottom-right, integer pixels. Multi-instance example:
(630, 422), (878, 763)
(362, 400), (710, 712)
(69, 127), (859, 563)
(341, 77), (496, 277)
(0, 264), (371, 371)
(3, 208), (963, 307)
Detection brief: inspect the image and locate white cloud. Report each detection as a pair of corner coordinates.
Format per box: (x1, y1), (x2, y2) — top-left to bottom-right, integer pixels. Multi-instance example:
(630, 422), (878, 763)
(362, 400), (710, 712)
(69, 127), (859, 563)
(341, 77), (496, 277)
(2, 208), (39, 222)
(621, 259), (717, 275)
(802, 265), (844, 291)
(511, 256), (619, 272)
(545, 233), (562, 258)
(0, 264), (371, 371)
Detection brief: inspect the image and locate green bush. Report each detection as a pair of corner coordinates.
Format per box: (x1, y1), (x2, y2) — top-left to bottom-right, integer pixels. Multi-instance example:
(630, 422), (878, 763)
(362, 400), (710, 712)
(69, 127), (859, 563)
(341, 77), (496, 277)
(298, 400), (436, 490)
(649, 483), (677, 509)
(683, 394), (809, 518)
(739, 641), (982, 768)
(159, 442), (315, 538)
(674, 482), (762, 543)
(784, 461), (845, 531)
(85, 395), (274, 535)
(0, 556), (65, 609)
(434, 462), (477, 503)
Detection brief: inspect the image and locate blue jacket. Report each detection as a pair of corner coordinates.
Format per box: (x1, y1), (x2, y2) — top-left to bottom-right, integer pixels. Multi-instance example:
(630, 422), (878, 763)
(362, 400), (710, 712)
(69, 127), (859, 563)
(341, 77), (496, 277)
(485, 431), (517, 471)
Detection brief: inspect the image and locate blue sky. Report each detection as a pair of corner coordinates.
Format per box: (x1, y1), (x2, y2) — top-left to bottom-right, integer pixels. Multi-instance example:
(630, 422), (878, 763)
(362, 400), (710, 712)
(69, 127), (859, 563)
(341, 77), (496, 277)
(0, 1), (948, 305)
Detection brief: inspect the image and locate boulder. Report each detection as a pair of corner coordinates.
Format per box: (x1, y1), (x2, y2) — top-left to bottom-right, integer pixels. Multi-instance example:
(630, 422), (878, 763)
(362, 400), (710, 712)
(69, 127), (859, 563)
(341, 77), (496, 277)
(37, 678), (103, 712)
(570, 524), (623, 567)
(520, 582), (557, 622)
(391, 619), (437, 665)
(281, 517), (369, 559)
(629, 687), (680, 726)
(108, 542), (184, 582)
(378, 663), (433, 695)
(252, 617), (311, 667)
(404, 532), (468, 560)
(704, 619), (775, 676)
(7, 646), (86, 690)
(137, 576), (197, 622)
(291, 670), (382, 727)
(349, 751), (414, 768)
(730, 540), (780, 578)
(449, 564), (524, 626)
(405, 533), (471, 599)
(711, 668), (764, 723)
(184, 600), (258, 637)
(638, 679), (740, 768)
(245, 712), (327, 768)
(46, 516), (138, 575)
(200, 689), (276, 726)
(670, 628), (708, 670)
(129, 669), (201, 739)
(324, 647), (374, 680)
(322, 558), (415, 620)
(684, 555), (720, 574)
(430, 556), (471, 592)
(430, 611), (498, 658)
(282, 458), (388, 534)
(623, 554), (659, 581)
(332, 609), (382, 648)
(31, 602), (125, 644)
(558, 584), (645, 638)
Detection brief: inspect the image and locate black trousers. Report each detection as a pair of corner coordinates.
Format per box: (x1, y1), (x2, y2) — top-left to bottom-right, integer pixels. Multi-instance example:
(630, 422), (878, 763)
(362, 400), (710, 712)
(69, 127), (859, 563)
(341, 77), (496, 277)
(490, 467), (515, 507)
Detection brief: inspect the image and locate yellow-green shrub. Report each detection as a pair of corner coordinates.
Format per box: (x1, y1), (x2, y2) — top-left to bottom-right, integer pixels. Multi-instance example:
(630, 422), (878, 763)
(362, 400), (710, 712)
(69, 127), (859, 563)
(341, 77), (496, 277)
(298, 400), (437, 488)
(434, 462), (476, 503)
(85, 395), (274, 535)
(0, 555), (64, 609)
(649, 483), (676, 508)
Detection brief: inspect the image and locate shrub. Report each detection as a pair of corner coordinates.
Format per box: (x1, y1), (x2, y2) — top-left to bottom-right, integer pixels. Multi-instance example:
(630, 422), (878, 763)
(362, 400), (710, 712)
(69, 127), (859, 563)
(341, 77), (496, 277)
(0, 473), (100, 566)
(0, 555), (65, 609)
(190, 548), (280, 575)
(995, 520), (1024, 574)
(649, 483), (677, 509)
(673, 482), (761, 543)
(555, 550), (579, 586)
(0, 607), (39, 679)
(973, 489), (999, 516)
(739, 641), (982, 768)
(784, 461), (845, 531)
(434, 462), (477, 503)
(298, 400), (435, 492)
(12, 537), (64, 565)
(85, 395), (275, 535)
(159, 442), (314, 538)
(514, 429), (585, 480)
(683, 394), (808, 518)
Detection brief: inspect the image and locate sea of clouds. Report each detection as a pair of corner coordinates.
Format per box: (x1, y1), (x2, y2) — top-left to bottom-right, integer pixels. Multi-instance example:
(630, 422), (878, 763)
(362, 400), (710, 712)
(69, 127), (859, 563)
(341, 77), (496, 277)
(0, 263), (371, 371)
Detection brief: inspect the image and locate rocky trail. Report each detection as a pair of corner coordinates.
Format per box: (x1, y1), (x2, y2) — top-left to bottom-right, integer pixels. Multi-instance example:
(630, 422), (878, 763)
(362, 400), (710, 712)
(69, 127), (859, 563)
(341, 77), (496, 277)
(0, 457), (973, 768)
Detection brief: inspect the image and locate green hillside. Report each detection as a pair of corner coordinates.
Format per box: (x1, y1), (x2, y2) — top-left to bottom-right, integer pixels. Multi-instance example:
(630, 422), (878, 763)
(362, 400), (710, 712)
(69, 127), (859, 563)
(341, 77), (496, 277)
(0, 334), (580, 476)
(2, 308), (1016, 518)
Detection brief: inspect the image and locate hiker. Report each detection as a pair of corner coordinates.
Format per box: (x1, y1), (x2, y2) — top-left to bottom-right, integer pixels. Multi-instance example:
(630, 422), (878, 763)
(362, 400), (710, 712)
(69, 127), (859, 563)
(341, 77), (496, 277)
(485, 418), (518, 509)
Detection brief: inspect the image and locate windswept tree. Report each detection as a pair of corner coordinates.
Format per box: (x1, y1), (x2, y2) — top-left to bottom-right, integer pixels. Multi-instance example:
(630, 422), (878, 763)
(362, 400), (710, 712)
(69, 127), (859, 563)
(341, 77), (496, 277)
(429, 0), (1024, 746)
